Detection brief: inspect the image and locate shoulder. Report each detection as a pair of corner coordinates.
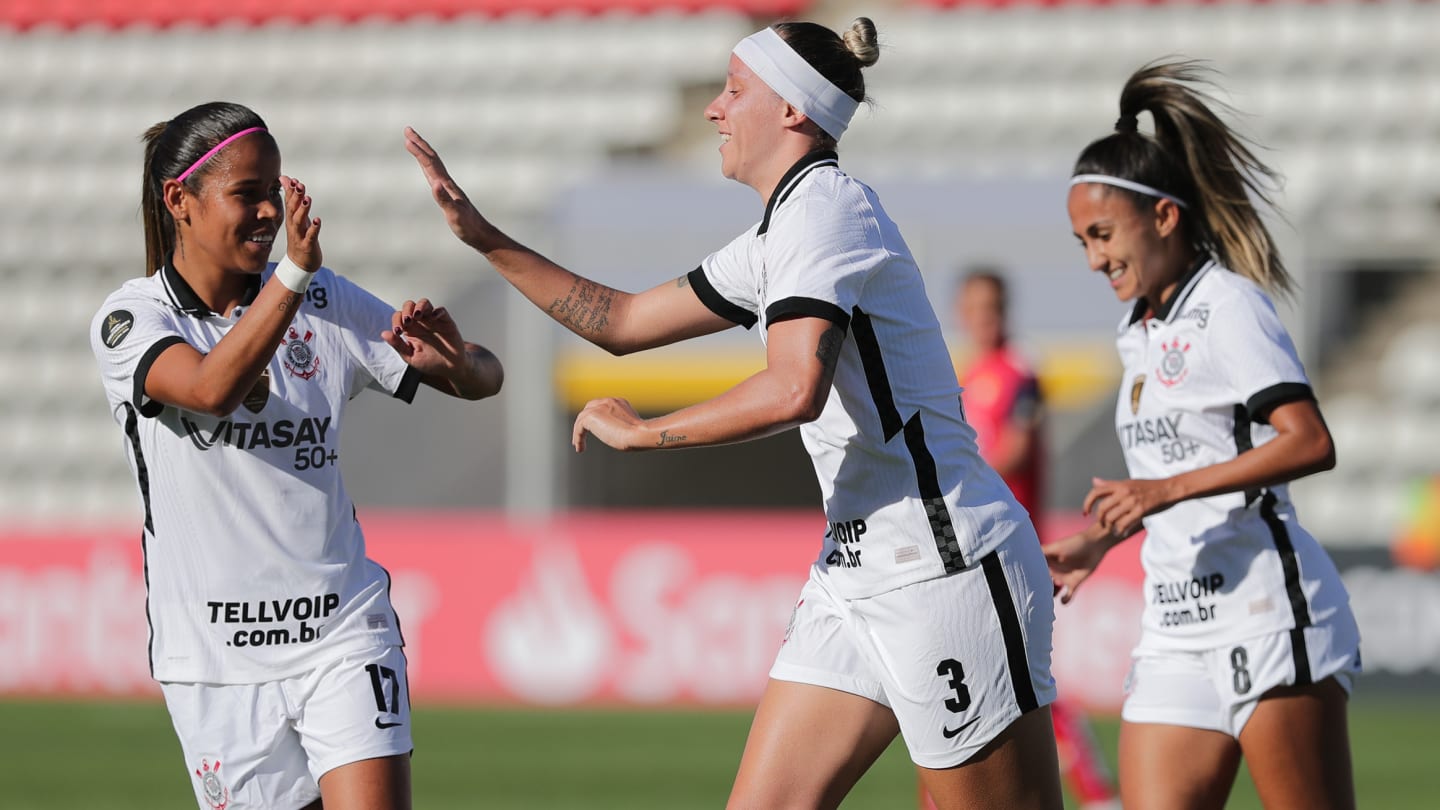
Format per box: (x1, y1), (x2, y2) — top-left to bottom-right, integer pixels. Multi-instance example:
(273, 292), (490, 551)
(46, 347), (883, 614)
(92, 276), (167, 327)
(1193, 265), (1284, 325)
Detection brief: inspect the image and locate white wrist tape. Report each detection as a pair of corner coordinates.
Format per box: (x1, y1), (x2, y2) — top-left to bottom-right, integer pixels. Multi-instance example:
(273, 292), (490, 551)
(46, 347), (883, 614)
(274, 256), (316, 293)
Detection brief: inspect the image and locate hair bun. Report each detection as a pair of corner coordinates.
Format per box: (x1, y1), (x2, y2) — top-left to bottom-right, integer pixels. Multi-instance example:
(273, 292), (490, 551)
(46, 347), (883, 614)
(842, 17), (880, 68)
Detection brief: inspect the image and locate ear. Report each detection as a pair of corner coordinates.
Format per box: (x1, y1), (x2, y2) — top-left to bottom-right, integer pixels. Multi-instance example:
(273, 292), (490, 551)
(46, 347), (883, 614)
(162, 178), (190, 224)
(1153, 198), (1184, 239)
(778, 100), (811, 132)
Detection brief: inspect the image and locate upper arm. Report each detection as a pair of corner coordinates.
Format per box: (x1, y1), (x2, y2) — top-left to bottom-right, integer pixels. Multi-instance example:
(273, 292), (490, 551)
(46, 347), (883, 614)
(764, 315), (843, 419)
(609, 274), (736, 354)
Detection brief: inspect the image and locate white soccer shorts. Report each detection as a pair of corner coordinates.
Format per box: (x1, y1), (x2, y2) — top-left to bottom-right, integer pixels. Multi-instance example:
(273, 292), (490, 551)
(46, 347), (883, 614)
(1122, 617), (1362, 737)
(771, 533), (1057, 769)
(161, 645), (412, 810)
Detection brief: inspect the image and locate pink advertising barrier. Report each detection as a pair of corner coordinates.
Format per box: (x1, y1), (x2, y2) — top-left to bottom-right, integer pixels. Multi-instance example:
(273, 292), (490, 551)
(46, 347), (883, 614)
(0, 511), (1142, 710)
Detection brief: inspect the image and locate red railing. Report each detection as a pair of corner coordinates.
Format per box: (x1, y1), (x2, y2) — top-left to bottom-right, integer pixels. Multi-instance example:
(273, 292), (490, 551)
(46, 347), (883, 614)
(0, 0), (808, 31)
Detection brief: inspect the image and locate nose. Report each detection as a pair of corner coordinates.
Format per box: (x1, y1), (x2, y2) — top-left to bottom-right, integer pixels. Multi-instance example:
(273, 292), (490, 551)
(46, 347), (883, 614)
(704, 93), (723, 124)
(1085, 241), (1108, 273)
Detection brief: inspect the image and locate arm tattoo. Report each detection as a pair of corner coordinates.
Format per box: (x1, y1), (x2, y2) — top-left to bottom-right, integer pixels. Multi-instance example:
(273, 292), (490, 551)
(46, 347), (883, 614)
(656, 430), (688, 447)
(547, 278), (616, 336)
(675, 275), (691, 288)
(816, 325), (844, 376)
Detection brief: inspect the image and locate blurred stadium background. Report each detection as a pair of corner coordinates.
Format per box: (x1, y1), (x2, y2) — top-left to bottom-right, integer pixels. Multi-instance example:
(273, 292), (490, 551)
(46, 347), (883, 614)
(2, 0), (1438, 807)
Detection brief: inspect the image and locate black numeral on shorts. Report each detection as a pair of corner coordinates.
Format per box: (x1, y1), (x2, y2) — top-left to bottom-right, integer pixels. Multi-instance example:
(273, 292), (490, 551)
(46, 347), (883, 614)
(936, 658), (972, 713)
(1230, 646), (1252, 695)
(367, 663), (401, 715)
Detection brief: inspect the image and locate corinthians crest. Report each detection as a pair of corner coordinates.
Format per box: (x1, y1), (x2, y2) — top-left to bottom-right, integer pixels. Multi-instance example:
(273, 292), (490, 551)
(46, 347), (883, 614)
(1156, 338), (1191, 388)
(195, 758), (228, 810)
(283, 327), (321, 380)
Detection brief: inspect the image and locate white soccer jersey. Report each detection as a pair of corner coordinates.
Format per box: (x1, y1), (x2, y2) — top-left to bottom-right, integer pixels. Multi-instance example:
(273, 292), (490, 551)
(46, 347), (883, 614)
(690, 151), (1025, 599)
(1113, 258), (1351, 654)
(91, 262), (419, 684)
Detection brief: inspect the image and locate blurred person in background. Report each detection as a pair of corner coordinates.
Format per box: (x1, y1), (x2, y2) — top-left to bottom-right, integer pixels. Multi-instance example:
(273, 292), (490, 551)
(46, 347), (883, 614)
(91, 101), (503, 810)
(919, 270), (1119, 810)
(1048, 61), (1360, 809)
(408, 17), (1063, 810)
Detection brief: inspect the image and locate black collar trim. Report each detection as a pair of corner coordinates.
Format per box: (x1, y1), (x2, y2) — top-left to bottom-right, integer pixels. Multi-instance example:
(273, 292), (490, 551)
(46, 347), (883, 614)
(160, 256), (262, 317)
(757, 149), (839, 236)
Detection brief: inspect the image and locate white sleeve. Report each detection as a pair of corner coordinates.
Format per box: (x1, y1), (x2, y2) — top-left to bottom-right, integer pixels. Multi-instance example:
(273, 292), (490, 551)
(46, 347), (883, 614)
(760, 196), (881, 332)
(90, 291), (189, 419)
(690, 226), (760, 329)
(320, 270), (421, 402)
(1209, 288), (1313, 422)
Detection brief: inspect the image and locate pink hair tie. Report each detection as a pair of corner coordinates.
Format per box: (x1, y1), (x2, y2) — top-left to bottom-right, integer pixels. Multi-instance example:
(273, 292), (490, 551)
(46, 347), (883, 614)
(177, 126), (267, 183)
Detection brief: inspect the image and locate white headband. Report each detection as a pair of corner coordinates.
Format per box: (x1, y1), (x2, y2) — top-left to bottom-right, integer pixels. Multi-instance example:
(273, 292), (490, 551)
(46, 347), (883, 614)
(732, 27), (859, 141)
(1070, 174), (1189, 208)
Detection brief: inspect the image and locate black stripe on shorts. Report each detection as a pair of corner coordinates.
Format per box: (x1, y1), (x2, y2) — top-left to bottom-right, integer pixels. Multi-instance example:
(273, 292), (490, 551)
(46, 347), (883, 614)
(981, 551), (1039, 714)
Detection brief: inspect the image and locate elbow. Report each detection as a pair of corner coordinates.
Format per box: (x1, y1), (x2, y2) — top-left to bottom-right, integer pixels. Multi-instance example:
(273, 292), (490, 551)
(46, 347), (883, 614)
(1312, 434), (1337, 474)
(194, 390), (242, 418)
(780, 385), (827, 425)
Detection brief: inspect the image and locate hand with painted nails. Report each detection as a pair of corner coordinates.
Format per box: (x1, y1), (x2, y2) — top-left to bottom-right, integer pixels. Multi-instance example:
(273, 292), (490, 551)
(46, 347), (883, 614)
(404, 127), (495, 252)
(280, 175), (322, 271)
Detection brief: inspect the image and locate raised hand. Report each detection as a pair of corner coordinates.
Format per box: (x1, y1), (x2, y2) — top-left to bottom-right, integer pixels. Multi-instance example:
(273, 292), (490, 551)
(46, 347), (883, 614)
(404, 127), (494, 251)
(280, 175), (322, 271)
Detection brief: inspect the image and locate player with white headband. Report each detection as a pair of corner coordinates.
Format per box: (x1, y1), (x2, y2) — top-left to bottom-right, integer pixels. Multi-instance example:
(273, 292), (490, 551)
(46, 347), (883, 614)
(1052, 61), (1360, 809)
(92, 101), (504, 809)
(407, 16), (1064, 810)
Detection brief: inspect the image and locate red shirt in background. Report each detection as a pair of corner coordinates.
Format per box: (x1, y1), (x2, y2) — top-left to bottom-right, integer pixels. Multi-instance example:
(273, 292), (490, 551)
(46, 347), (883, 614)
(961, 346), (1044, 521)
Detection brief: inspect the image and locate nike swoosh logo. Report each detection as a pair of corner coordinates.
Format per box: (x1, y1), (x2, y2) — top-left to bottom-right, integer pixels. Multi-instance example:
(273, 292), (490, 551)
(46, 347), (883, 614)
(375, 719), (404, 729)
(941, 717), (980, 739)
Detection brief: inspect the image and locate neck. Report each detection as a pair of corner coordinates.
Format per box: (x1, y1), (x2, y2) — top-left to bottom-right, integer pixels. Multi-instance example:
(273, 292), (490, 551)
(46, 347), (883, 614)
(753, 137), (822, 205)
(172, 247), (254, 317)
(1152, 245), (1202, 309)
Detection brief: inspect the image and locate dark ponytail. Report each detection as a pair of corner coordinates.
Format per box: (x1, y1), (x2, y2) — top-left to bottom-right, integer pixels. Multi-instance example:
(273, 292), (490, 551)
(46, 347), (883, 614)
(1074, 60), (1293, 296)
(140, 102), (270, 276)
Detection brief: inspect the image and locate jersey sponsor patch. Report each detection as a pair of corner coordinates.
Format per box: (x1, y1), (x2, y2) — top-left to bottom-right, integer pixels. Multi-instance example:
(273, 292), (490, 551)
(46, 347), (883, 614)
(1129, 374), (1145, 415)
(100, 309), (135, 349)
(242, 369), (271, 413)
(282, 327), (321, 380)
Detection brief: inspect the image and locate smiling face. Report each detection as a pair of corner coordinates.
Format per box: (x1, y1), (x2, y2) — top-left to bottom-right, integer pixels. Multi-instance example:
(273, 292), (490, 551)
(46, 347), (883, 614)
(1067, 182), (1191, 307)
(170, 134), (283, 277)
(703, 54), (794, 195)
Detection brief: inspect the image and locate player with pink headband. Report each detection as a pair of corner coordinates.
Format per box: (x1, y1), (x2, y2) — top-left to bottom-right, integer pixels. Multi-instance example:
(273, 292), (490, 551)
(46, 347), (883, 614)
(409, 18), (1064, 809)
(91, 101), (503, 809)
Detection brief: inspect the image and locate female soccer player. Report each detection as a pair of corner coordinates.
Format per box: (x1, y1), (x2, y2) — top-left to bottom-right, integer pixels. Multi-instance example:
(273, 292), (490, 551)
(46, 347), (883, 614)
(91, 101), (503, 810)
(408, 18), (1063, 810)
(1048, 61), (1361, 810)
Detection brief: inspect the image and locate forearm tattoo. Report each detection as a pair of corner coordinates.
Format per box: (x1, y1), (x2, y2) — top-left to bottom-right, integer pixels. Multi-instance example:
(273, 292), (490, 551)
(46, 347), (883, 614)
(548, 278), (615, 336)
(656, 430), (687, 447)
(816, 325), (844, 376)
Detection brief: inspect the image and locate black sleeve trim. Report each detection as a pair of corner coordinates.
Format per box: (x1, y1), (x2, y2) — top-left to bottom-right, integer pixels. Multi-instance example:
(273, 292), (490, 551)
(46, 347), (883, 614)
(1246, 382), (1315, 425)
(133, 336), (187, 418)
(687, 267), (756, 329)
(765, 297), (851, 333)
(393, 366), (422, 404)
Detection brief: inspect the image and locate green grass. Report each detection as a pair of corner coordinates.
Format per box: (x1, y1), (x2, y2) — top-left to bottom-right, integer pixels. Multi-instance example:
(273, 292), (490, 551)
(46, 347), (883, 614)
(0, 696), (1432, 808)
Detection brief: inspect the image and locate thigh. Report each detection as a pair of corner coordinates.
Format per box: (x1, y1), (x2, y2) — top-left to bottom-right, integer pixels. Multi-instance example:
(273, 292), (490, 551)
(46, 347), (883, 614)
(727, 678), (900, 810)
(293, 646), (414, 801)
(1118, 720), (1239, 810)
(917, 706), (1063, 810)
(1239, 677), (1354, 810)
(161, 680), (319, 810)
(318, 754), (412, 810)
(1119, 649), (1240, 809)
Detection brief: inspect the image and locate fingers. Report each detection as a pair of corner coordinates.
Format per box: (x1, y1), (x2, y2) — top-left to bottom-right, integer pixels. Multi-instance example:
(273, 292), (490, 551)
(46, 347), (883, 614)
(280, 175), (322, 270)
(571, 413), (589, 453)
